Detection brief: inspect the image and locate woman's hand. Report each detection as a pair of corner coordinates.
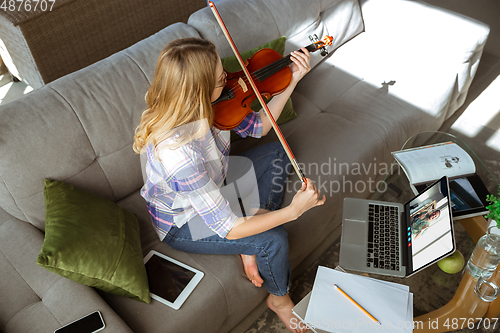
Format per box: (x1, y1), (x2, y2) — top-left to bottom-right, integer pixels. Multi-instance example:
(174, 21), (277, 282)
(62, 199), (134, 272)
(290, 178), (326, 218)
(227, 178), (325, 239)
(289, 47), (311, 85)
(260, 47), (311, 136)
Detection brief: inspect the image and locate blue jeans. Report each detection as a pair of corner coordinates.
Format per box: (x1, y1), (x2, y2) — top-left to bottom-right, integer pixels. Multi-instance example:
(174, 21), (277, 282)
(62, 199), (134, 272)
(163, 142), (292, 296)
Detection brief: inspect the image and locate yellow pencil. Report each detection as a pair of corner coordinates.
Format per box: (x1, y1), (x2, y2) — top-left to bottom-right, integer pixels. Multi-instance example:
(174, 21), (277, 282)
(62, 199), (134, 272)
(334, 284), (381, 325)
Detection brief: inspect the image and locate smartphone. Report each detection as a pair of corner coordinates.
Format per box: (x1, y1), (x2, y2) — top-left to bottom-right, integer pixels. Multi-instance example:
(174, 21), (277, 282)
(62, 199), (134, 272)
(54, 311), (105, 333)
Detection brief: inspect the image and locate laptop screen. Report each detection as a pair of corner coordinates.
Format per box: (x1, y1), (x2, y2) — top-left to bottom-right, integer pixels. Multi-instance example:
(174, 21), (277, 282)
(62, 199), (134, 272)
(405, 176), (455, 275)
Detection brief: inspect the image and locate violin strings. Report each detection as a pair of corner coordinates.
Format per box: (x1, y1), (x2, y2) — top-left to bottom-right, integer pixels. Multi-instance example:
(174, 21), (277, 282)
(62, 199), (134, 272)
(222, 45), (317, 98)
(256, 42), (320, 80)
(254, 56), (292, 81)
(254, 58), (288, 80)
(233, 42), (320, 90)
(235, 55), (290, 91)
(223, 55), (292, 98)
(254, 58), (288, 78)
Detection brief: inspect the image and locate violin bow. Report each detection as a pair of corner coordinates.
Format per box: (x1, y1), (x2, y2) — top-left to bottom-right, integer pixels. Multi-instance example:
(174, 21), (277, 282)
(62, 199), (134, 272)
(208, 1), (308, 184)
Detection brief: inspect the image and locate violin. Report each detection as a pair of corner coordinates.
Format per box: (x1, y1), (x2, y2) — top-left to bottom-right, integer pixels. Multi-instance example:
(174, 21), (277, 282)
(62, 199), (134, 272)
(212, 35), (334, 131)
(208, 1), (331, 183)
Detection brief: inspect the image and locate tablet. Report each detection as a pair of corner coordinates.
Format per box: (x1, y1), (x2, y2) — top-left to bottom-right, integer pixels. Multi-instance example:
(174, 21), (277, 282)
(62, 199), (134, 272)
(415, 175), (490, 219)
(144, 250), (204, 310)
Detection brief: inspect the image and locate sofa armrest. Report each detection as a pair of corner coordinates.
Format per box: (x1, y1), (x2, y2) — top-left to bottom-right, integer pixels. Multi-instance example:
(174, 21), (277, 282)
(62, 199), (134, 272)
(0, 215), (132, 333)
(359, 0), (489, 62)
(330, 0), (490, 117)
(359, 0), (489, 95)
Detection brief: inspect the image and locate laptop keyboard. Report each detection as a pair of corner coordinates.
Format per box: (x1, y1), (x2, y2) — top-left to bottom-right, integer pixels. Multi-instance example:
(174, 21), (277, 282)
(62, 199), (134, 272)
(367, 204), (400, 271)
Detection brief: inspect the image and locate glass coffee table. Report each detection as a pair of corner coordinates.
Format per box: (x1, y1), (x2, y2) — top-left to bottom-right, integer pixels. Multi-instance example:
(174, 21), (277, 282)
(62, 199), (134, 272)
(369, 131), (500, 332)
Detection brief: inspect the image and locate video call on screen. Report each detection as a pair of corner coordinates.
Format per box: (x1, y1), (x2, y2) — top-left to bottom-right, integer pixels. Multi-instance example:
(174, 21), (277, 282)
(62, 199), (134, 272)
(408, 181), (453, 270)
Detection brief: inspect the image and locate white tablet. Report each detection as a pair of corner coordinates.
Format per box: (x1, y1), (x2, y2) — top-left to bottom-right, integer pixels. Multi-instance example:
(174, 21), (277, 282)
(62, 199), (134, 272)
(143, 250), (204, 310)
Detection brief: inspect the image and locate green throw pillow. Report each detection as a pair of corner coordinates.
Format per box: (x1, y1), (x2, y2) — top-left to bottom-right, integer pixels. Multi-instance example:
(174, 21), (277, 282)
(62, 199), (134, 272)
(37, 179), (151, 303)
(221, 36), (297, 140)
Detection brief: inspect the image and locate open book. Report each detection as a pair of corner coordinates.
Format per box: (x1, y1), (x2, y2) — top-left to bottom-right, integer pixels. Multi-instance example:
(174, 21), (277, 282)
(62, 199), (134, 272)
(392, 142), (490, 220)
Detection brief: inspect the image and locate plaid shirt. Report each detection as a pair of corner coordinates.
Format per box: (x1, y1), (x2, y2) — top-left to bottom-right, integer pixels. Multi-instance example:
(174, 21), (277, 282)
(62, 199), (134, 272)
(141, 112), (263, 240)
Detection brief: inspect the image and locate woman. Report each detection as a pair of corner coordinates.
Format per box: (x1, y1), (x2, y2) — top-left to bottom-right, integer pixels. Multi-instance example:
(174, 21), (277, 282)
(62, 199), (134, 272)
(133, 38), (325, 333)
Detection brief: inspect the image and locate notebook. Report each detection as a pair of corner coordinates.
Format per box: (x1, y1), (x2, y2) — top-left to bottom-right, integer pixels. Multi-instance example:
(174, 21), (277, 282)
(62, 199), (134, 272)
(339, 176), (455, 277)
(299, 266), (414, 333)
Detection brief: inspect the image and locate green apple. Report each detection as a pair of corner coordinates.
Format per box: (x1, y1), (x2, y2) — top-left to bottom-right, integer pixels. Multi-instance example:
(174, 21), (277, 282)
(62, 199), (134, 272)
(437, 250), (465, 274)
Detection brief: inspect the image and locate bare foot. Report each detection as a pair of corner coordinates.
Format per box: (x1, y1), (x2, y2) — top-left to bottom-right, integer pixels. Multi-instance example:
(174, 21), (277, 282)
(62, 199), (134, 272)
(240, 254), (264, 287)
(267, 294), (308, 333)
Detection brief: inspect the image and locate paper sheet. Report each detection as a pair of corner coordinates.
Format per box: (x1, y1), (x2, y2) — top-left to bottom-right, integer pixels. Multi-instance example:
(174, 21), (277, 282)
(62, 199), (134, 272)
(304, 266), (413, 333)
(293, 291), (413, 333)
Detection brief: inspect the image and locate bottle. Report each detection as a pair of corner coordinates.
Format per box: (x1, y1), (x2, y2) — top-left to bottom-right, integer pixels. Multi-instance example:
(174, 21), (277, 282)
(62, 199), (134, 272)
(466, 226), (500, 279)
(465, 277), (499, 318)
(485, 267), (500, 318)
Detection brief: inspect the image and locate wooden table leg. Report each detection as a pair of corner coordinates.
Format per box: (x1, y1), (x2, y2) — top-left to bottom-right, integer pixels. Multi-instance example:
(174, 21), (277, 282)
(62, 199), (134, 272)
(460, 216), (489, 244)
(414, 272), (489, 332)
(413, 216), (490, 332)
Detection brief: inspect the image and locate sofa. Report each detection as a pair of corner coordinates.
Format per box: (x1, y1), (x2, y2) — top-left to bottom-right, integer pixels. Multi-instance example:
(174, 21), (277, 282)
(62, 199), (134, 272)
(0, 0), (490, 332)
(0, 0), (207, 89)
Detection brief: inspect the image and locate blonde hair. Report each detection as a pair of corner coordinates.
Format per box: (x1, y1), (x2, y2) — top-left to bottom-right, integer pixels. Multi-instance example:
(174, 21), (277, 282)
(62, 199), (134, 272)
(133, 38), (219, 154)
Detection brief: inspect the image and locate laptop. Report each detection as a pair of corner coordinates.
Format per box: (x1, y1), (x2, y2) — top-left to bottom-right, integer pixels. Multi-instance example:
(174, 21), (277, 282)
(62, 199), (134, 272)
(339, 176), (456, 277)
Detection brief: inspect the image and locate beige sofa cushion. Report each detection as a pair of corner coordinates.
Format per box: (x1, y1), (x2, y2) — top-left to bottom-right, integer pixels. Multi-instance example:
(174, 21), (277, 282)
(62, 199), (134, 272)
(0, 23), (201, 230)
(188, 0), (364, 69)
(0, 215), (132, 333)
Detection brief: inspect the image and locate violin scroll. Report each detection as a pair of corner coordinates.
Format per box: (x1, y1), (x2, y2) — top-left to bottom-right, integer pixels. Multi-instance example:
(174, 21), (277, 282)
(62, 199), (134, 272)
(309, 34), (334, 57)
